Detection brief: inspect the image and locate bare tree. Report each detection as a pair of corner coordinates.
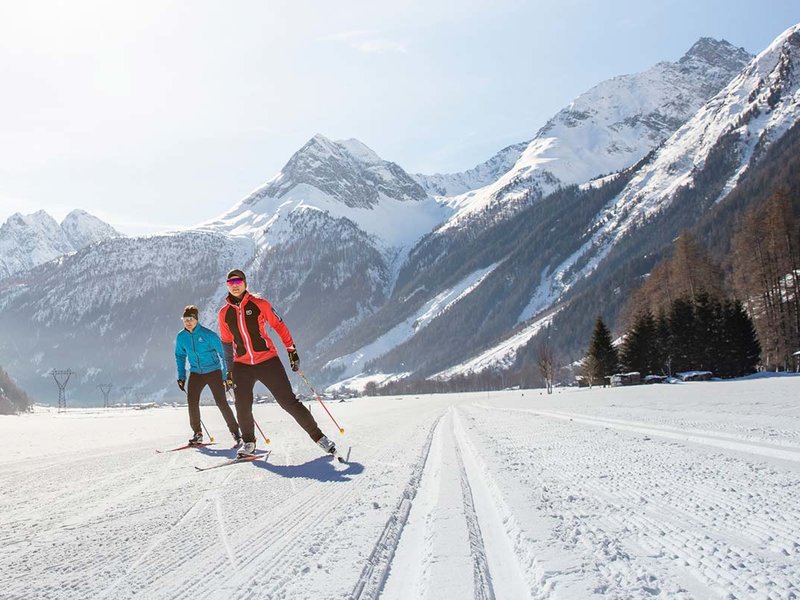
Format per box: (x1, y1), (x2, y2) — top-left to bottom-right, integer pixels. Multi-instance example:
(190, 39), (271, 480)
(537, 343), (556, 394)
(733, 191), (799, 370)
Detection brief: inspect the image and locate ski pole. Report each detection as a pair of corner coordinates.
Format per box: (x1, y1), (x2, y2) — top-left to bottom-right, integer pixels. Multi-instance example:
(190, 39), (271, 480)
(200, 419), (215, 443)
(296, 369), (345, 434)
(253, 417), (271, 445)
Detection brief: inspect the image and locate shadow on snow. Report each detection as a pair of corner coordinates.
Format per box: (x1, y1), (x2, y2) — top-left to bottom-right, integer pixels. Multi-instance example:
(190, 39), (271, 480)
(197, 446), (364, 482)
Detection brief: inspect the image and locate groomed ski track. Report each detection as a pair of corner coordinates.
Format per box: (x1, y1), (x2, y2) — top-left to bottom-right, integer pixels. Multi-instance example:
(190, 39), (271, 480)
(1, 377), (799, 598)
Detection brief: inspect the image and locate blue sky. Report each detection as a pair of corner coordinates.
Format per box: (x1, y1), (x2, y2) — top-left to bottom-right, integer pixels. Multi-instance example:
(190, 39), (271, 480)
(1, 0), (798, 234)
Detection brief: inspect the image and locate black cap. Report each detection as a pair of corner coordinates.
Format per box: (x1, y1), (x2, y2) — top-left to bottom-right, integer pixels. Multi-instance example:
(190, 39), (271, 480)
(226, 269), (246, 281)
(182, 305), (199, 319)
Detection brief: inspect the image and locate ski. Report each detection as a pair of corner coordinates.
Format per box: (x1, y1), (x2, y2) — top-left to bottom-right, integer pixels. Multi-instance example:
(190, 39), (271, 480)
(156, 442), (215, 454)
(194, 450), (271, 472)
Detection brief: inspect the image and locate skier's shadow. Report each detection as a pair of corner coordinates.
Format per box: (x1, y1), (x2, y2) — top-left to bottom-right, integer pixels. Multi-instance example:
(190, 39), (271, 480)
(253, 455), (365, 482)
(198, 446), (250, 459)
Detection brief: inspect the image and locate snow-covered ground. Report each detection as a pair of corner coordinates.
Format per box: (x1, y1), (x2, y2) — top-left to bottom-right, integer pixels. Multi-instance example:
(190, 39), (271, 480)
(2, 376), (799, 599)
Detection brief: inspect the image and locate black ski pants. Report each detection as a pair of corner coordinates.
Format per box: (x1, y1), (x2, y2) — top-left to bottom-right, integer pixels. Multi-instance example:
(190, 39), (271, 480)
(187, 370), (240, 436)
(232, 357), (323, 444)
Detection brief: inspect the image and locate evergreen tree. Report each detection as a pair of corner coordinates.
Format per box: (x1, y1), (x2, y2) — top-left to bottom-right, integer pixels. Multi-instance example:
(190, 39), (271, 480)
(669, 298), (697, 373)
(585, 317), (619, 386)
(619, 311), (657, 374)
(654, 311), (672, 375)
(693, 293), (721, 371)
(719, 299), (761, 377)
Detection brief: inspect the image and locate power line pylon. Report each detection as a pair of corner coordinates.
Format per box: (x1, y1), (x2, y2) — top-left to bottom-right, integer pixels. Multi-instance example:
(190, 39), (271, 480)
(98, 384), (112, 409)
(52, 369), (74, 413)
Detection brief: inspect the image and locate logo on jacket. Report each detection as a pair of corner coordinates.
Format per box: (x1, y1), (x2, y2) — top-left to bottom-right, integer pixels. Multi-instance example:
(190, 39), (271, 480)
(198, 337), (204, 342)
(246, 310), (253, 315)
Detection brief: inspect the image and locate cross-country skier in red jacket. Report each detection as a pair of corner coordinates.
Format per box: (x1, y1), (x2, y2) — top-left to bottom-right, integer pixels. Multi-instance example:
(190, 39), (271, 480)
(218, 269), (337, 459)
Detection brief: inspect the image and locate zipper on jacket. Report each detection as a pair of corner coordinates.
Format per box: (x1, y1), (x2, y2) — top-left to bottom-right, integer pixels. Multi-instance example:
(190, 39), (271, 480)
(236, 303), (256, 364)
(190, 330), (202, 372)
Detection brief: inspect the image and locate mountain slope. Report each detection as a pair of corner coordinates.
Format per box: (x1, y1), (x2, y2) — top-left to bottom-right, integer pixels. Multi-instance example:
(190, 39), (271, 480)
(443, 24), (800, 380)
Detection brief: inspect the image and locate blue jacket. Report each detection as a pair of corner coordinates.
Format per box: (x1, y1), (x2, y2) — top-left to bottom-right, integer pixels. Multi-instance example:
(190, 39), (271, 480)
(175, 324), (227, 380)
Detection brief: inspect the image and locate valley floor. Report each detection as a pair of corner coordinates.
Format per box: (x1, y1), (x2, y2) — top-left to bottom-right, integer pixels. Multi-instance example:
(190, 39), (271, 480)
(1, 376), (799, 599)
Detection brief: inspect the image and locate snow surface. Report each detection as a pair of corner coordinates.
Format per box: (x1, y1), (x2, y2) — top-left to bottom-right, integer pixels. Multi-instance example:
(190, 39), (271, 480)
(3, 376), (799, 599)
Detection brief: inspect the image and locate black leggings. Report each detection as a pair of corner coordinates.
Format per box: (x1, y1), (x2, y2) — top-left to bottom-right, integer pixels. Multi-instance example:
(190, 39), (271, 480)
(187, 370), (239, 435)
(232, 357), (323, 444)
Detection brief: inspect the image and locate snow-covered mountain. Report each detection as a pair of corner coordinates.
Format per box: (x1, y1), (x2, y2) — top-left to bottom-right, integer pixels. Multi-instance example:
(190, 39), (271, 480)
(518, 23), (800, 319)
(60, 209), (121, 250)
(320, 30), (798, 387)
(3, 27), (797, 402)
(0, 209), (122, 280)
(438, 38), (752, 230)
(205, 134), (449, 251)
(201, 134), (452, 352)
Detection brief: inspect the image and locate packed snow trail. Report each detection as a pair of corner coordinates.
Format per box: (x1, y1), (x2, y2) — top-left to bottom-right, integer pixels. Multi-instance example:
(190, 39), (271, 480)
(1, 376), (799, 599)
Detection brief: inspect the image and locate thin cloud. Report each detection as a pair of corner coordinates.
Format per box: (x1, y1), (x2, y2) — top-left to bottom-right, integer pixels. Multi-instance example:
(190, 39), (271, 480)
(322, 30), (407, 54)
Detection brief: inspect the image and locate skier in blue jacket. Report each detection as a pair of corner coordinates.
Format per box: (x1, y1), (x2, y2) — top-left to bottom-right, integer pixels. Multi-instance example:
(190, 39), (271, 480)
(175, 305), (241, 445)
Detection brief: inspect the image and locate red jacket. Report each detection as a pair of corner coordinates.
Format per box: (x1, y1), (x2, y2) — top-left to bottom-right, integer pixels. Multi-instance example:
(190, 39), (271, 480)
(218, 291), (295, 365)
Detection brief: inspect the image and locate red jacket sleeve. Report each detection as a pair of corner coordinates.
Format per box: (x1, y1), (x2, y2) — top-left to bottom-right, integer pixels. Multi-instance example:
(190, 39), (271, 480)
(218, 305), (233, 344)
(255, 297), (295, 349)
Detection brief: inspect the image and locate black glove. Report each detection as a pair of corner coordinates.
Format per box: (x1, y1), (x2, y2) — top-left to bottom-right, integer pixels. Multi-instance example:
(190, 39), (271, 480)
(177, 379), (185, 392)
(224, 372), (234, 391)
(287, 347), (300, 372)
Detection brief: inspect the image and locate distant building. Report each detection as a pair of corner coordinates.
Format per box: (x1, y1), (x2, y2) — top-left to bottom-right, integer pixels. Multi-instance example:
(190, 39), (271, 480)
(676, 371), (713, 381)
(610, 372), (641, 387)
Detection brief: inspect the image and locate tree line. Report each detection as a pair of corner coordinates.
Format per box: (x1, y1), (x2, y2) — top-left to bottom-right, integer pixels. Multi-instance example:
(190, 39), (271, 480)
(583, 190), (799, 384)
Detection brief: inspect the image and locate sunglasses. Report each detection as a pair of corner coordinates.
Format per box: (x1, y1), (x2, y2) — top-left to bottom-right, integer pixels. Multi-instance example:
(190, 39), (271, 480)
(182, 316), (197, 321)
(226, 278), (244, 285)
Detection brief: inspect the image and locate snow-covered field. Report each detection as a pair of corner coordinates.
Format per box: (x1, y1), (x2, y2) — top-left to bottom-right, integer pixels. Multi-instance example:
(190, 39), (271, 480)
(2, 376), (799, 599)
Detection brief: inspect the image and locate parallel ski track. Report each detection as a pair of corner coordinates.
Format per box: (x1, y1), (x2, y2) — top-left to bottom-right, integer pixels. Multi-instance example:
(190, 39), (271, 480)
(452, 410), (496, 600)
(0, 449), (168, 554)
(96, 466), (242, 600)
(157, 416), (438, 600)
(470, 403), (800, 598)
(509, 407), (800, 462)
(452, 407), (536, 599)
(351, 413), (444, 599)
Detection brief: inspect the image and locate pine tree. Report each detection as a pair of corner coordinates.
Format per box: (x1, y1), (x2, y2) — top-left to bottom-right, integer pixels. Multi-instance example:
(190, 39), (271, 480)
(585, 317), (619, 386)
(668, 298), (697, 373)
(619, 311), (657, 375)
(720, 299), (761, 377)
(654, 311), (672, 375)
(693, 293), (721, 371)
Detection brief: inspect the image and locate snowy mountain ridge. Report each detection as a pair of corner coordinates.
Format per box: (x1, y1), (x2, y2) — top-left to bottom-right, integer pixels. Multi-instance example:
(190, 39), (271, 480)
(434, 26), (800, 381)
(0, 209), (122, 280)
(436, 37), (752, 231)
(526, 23), (800, 311)
(411, 141), (529, 197)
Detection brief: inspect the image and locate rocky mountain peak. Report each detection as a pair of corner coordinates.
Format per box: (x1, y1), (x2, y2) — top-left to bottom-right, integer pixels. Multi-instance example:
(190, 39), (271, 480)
(61, 209), (122, 250)
(680, 37), (751, 71)
(246, 134), (427, 209)
(0, 209), (121, 280)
